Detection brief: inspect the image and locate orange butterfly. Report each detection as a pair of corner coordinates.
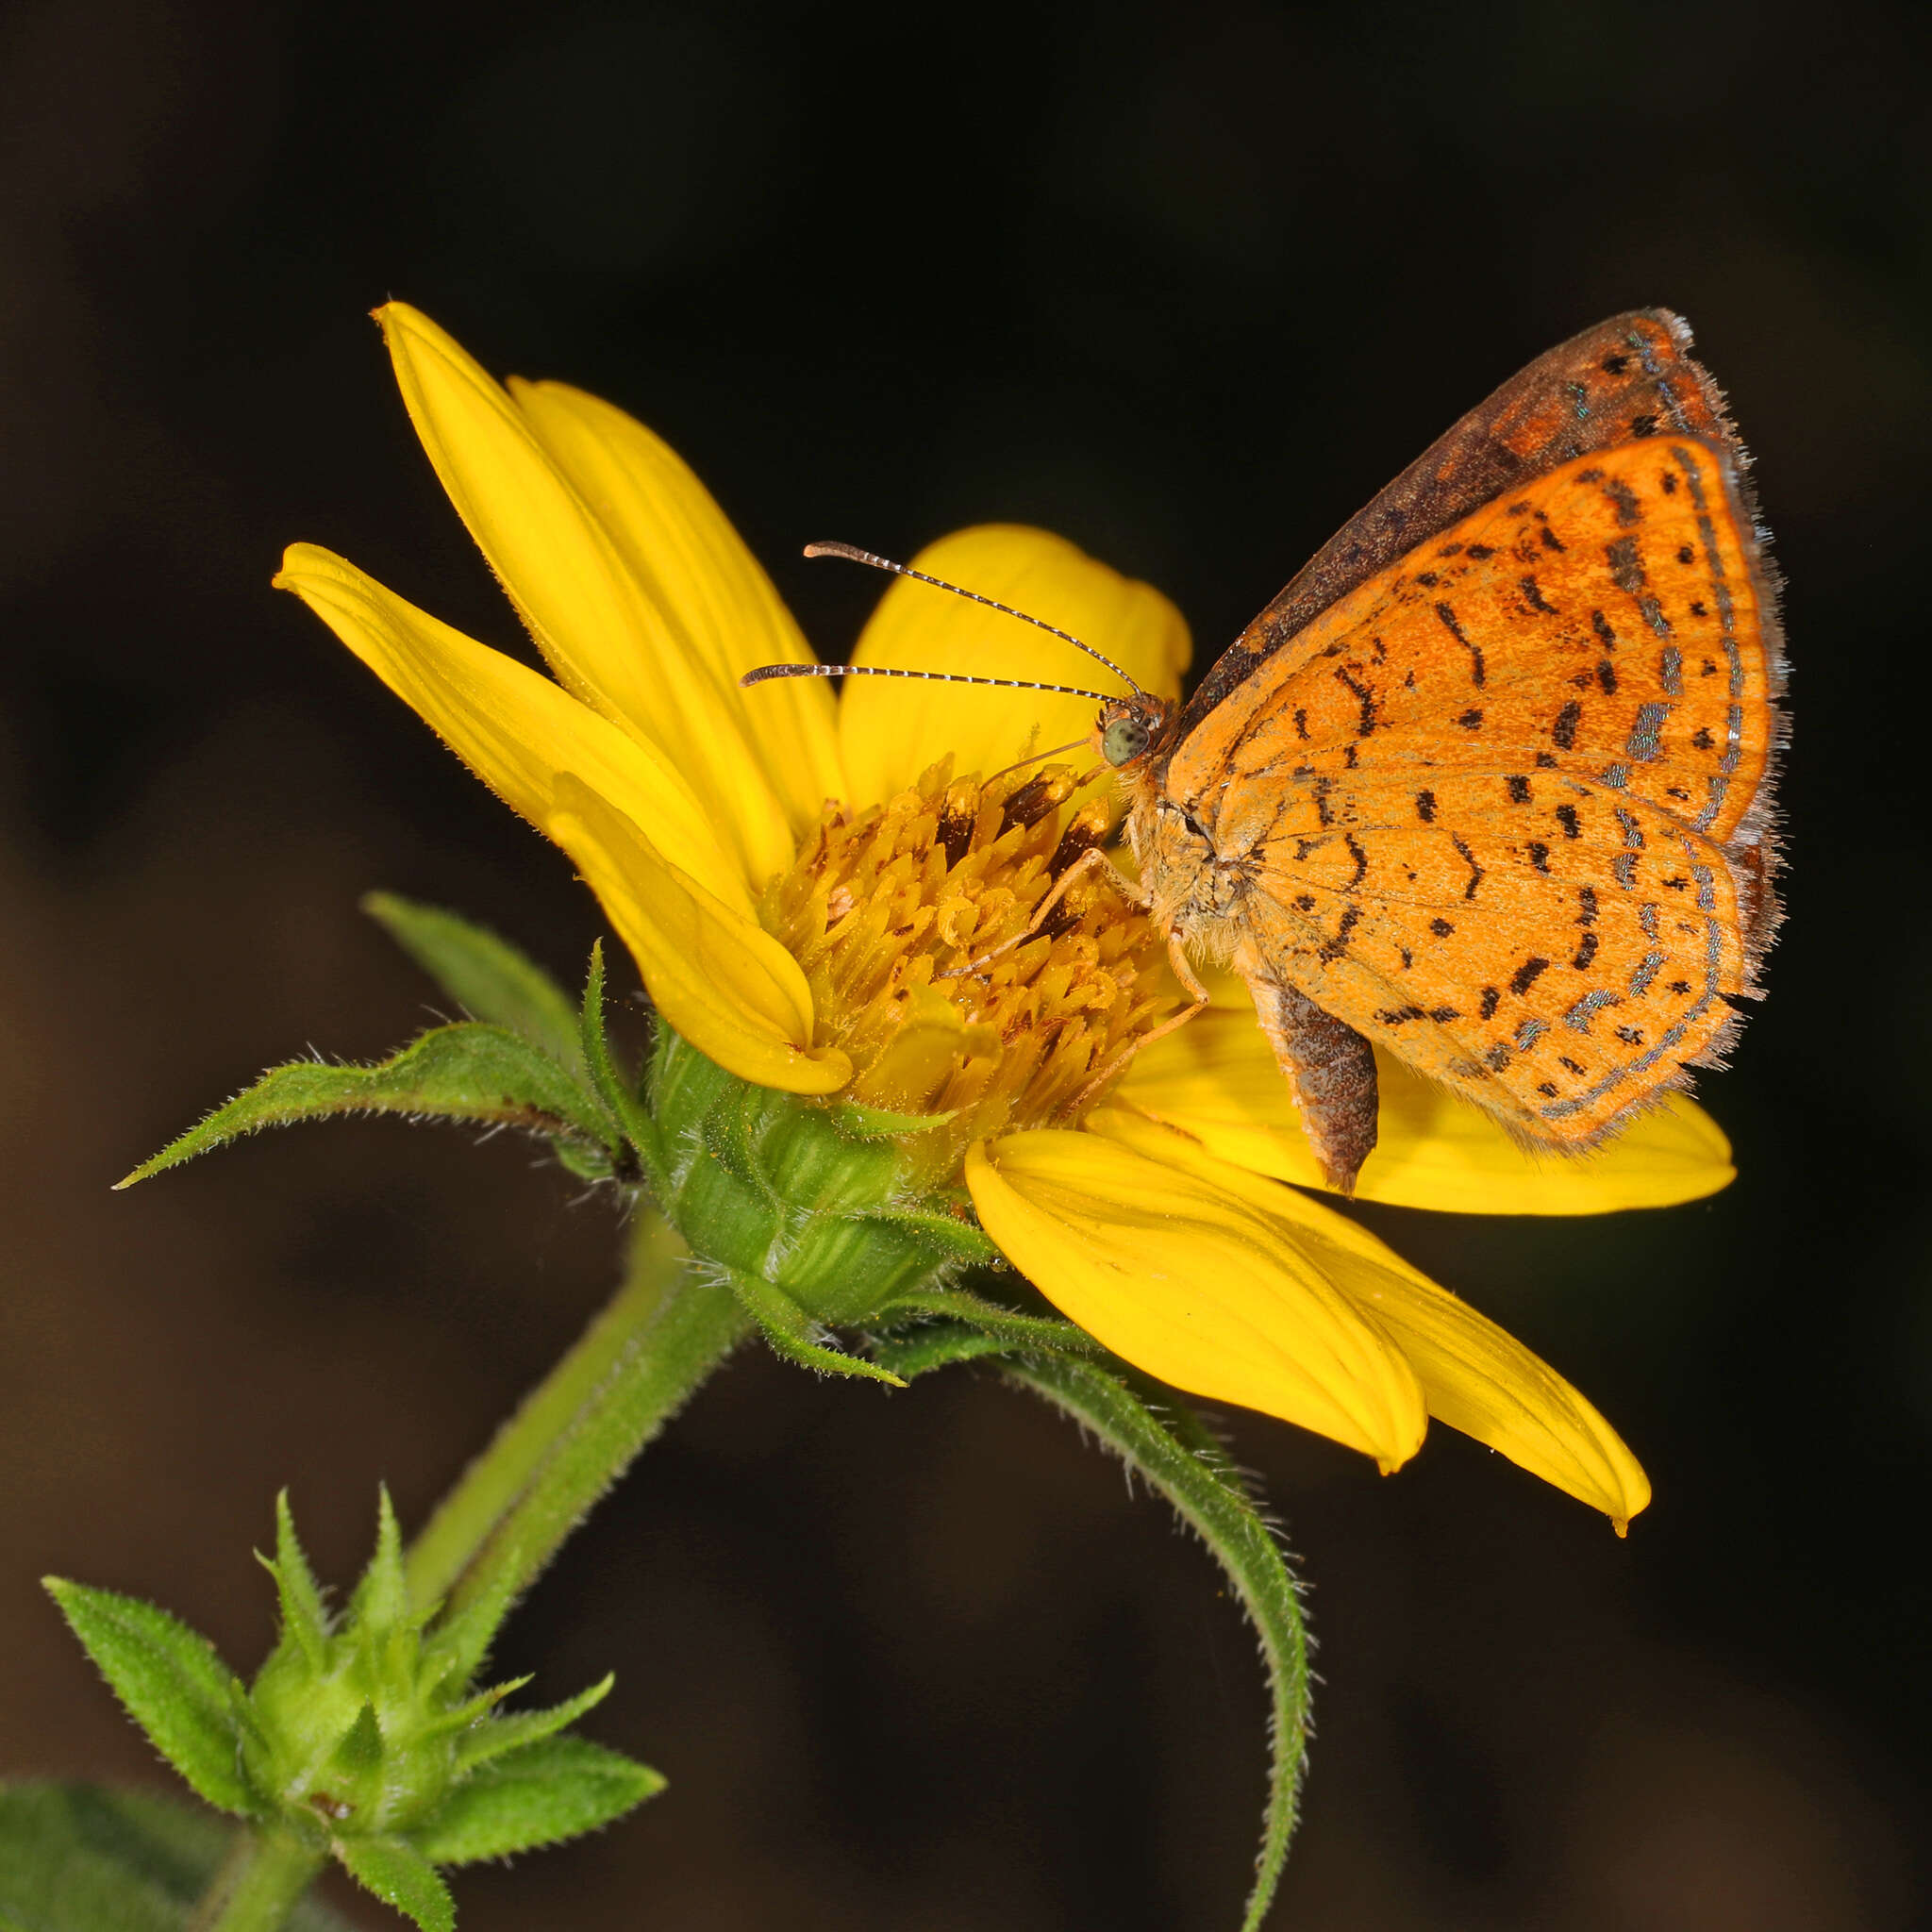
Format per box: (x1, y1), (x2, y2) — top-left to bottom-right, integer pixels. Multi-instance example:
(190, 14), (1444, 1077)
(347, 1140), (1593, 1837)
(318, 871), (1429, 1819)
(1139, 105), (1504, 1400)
(754, 311), (1787, 1192)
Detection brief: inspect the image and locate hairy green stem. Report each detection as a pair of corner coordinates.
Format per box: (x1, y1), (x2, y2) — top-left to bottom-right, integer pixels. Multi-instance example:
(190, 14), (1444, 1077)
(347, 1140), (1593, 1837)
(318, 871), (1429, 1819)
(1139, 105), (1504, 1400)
(407, 1209), (750, 1618)
(187, 1825), (325, 1932)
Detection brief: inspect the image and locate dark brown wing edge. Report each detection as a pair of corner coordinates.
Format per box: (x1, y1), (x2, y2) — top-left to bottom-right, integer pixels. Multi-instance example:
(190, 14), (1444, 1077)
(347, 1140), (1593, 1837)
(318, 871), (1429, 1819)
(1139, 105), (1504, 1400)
(1179, 308), (1789, 979)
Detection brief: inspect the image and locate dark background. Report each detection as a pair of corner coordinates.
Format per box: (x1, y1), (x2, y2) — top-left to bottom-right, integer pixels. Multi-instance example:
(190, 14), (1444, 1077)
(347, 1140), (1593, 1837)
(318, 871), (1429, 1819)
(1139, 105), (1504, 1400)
(4, 0), (1928, 1925)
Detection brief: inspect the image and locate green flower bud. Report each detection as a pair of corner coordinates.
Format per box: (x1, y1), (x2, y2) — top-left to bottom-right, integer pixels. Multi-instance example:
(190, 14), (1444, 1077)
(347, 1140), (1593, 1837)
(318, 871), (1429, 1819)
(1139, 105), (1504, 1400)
(651, 1032), (991, 1328)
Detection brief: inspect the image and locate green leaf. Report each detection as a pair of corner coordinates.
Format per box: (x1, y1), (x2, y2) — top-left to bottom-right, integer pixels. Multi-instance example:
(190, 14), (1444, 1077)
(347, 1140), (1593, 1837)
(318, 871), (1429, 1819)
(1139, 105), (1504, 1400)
(726, 1272), (906, 1387)
(43, 1581), (254, 1817)
(997, 1358), (1309, 1932)
(259, 1491), (329, 1670)
(0, 1783), (354, 1932)
(578, 942), (667, 1188)
(411, 1735), (663, 1866)
(117, 1024), (614, 1188)
(364, 891), (585, 1076)
(452, 1674), (612, 1773)
(334, 1835), (454, 1932)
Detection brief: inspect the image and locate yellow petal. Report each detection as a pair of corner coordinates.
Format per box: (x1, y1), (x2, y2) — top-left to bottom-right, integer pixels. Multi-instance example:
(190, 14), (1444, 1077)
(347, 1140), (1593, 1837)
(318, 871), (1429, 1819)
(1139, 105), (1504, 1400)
(965, 1131), (1426, 1468)
(375, 303), (794, 889)
(840, 525), (1190, 806)
(508, 376), (845, 833)
(549, 778), (851, 1095)
(275, 543), (750, 918)
(1117, 1003), (1735, 1214)
(1086, 1110), (1651, 1524)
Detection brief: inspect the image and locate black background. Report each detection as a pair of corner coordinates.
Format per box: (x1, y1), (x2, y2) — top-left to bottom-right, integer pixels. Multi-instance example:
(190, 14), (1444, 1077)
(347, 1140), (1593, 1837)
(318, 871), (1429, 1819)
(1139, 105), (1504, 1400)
(4, 1), (1930, 1926)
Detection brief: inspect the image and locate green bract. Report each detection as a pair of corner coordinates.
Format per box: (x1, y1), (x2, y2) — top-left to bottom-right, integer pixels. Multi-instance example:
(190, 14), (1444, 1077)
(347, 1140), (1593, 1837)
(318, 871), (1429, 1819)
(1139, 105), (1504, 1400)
(45, 1491), (660, 1932)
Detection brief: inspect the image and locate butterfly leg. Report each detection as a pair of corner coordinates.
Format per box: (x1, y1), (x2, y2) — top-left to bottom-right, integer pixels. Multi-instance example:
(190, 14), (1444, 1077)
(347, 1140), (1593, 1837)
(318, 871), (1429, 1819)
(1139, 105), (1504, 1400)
(941, 845), (1147, 979)
(1069, 926), (1211, 1110)
(1241, 965), (1379, 1195)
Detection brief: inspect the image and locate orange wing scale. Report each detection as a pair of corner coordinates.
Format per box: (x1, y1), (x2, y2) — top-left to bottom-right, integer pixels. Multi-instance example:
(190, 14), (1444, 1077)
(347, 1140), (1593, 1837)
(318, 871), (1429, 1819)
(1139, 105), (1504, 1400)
(1166, 437), (1778, 1147)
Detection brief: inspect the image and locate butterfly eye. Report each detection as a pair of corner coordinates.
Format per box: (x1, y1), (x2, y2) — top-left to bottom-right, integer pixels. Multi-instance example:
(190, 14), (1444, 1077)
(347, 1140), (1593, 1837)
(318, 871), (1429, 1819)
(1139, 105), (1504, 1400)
(1102, 717), (1151, 766)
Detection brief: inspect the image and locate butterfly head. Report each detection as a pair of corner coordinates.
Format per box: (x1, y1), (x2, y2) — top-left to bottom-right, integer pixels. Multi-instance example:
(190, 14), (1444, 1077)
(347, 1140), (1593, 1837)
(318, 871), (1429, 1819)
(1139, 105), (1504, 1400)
(1095, 693), (1174, 772)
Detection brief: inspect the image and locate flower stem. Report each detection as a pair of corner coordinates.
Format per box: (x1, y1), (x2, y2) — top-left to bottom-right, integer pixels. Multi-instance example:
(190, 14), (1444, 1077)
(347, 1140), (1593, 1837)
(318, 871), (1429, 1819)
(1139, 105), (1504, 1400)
(187, 1824), (325, 1932)
(406, 1208), (749, 1617)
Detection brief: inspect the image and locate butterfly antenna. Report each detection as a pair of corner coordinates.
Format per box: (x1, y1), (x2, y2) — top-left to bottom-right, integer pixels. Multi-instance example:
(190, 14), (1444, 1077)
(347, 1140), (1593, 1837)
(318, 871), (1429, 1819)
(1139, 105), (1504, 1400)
(799, 540), (1147, 697)
(739, 660), (1117, 702)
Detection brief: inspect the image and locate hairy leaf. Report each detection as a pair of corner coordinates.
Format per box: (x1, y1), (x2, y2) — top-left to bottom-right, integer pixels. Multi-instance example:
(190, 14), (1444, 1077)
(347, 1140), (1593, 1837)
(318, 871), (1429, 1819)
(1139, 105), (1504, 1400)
(117, 1024), (613, 1187)
(334, 1835), (453, 1932)
(411, 1736), (663, 1866)
(43, 1582), (253, 1817)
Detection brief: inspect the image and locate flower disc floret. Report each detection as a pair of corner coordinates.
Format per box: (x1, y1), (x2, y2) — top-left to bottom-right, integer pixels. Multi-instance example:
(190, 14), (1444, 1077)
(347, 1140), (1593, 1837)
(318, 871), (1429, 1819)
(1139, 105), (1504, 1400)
(765, 758), (1167, 1181)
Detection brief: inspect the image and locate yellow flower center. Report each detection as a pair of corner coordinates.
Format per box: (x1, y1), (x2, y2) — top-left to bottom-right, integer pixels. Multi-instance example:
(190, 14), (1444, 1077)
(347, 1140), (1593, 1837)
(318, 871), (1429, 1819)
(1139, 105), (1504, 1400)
(759, 759), (1170, 1176)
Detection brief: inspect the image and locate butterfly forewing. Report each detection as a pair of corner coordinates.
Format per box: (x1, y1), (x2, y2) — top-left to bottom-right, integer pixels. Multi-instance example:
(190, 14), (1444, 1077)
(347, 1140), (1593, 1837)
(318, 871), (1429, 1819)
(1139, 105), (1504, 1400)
(1175, 308), (1744, 747)
(1168, 438), (1779, 1148)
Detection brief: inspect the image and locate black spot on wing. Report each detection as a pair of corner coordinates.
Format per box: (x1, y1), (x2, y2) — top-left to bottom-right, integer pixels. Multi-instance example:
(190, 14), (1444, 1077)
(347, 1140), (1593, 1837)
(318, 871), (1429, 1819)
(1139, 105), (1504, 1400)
(1509, 956), (1551, 996)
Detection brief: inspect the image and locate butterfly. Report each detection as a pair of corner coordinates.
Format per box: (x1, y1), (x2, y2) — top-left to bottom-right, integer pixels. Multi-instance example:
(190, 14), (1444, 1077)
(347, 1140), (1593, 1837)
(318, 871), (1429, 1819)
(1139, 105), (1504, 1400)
(749, 311), (1786, 1193)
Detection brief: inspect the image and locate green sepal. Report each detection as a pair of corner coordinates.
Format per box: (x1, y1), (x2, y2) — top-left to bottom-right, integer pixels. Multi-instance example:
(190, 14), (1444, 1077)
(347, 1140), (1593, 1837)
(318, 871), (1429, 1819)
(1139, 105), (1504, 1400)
(452, 1673), (613, 1772)
(422, 1568), (518, 1692)
(874, 1285), (1099, 1357)
(258, 1491), (329, 1670)
(363, 892), (586, 1077)
(349, 1488), (408, 1634)
(579, 942), (667, 1189)
(828, 1099), (959, 1140)
(554, 1136), (617, 1180)
(999, 1356), (1308, 1932)
(418, 1674), (529, 1747)
(726, 1270), (907, 1386)
(697, 1081), (779, 1202)
(0, 1783), (354, 1932)
(846, 1204), (1001, 1265)
(410, 1735), (664, 1867)
(868, 1319), (1011, 1379)
(333, 1834), (454, 1932)
(116, 1024), (615, 1188)
(42, 1580), (255, 1818)
(326, 1703), (386, 1785)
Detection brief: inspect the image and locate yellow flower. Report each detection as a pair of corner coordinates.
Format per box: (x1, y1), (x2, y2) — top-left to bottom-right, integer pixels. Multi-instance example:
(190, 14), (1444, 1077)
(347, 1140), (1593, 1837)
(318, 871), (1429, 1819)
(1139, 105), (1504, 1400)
(276, 304), (1733, 1529)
